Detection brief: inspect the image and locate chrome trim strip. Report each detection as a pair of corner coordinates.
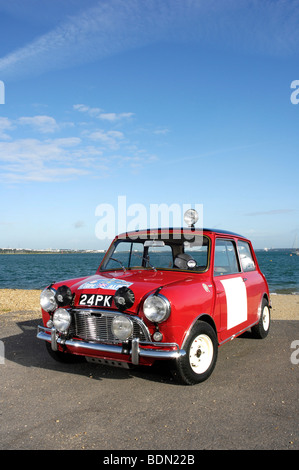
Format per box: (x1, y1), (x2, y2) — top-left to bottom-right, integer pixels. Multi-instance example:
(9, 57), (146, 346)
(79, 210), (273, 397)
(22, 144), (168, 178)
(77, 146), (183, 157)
(37, 326), (185, 364)
(218, 320), (259, 346)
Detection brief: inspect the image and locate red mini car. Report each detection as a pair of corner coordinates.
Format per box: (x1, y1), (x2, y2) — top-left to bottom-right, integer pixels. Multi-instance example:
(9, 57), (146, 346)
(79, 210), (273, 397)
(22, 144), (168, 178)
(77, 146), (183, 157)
(37, 213), (271, 385)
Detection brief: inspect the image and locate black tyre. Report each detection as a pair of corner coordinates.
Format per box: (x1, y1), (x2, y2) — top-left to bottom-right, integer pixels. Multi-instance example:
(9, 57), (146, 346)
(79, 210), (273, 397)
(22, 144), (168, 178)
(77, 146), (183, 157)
(172, 321), (218, 385)
(45, 342), (85, 363)
(251, 298), (270, 339)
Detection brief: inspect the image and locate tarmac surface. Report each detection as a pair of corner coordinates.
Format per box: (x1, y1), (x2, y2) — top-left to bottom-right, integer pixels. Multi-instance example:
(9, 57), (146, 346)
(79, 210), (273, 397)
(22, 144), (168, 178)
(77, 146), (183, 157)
(0, 311), (298, 451)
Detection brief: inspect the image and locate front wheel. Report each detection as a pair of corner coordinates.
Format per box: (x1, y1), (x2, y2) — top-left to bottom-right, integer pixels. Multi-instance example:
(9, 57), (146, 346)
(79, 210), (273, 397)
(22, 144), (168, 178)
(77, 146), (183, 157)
(172, 321), (218, 385)
(45, 342), (85, 363)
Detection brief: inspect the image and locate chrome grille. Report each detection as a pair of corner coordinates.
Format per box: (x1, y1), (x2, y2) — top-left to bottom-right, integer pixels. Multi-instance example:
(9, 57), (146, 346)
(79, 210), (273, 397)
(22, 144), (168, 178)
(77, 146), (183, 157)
(69, 309), (150, 343)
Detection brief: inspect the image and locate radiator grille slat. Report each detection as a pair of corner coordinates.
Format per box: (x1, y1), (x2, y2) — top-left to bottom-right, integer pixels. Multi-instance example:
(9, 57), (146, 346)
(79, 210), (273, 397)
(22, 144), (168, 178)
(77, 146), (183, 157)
(69, 309), (149, 344)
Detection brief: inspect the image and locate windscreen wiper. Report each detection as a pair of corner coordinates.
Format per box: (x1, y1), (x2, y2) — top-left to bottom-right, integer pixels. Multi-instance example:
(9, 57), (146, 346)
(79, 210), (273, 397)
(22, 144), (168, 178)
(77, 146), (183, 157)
(110, 258), (127, 272)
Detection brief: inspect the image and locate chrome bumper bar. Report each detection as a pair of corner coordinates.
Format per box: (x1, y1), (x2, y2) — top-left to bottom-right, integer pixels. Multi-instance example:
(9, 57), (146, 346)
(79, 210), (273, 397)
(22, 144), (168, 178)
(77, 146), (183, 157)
(37, 326), (186, 365)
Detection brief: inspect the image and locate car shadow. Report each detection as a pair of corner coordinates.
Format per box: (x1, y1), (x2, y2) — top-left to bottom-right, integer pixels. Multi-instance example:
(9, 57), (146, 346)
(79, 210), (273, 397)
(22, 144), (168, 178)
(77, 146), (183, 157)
(2, 317), (175, 385)
(4, 316), (281, 386)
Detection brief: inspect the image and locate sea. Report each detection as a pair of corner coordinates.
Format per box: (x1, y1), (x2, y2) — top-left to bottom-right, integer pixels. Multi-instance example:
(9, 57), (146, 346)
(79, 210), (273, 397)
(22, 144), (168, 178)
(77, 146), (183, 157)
(0, 249), (298, 295)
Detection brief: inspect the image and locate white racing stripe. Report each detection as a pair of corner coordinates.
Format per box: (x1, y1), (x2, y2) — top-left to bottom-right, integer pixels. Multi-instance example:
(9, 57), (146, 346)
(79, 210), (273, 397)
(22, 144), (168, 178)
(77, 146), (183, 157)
(221, 277), (247, 330)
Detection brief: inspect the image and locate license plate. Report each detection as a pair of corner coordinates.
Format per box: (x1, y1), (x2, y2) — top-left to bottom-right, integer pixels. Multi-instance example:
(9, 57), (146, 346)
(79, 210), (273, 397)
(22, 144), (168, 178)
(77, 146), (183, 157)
(79, 293), (112, 307)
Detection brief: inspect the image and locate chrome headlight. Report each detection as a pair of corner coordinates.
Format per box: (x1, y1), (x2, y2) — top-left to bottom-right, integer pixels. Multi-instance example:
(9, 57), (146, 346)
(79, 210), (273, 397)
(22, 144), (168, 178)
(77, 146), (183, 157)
(111, 315), (133, 341)
(143, 294), (171, 323)
(53, 308), (71, 333)
(40, 288), (57, 313)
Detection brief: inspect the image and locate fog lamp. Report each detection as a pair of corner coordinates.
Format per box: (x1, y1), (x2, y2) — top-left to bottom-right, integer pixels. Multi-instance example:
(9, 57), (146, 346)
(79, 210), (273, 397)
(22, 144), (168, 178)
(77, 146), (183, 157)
(111, 315), (133, 341)
(53, 308), (71, 333)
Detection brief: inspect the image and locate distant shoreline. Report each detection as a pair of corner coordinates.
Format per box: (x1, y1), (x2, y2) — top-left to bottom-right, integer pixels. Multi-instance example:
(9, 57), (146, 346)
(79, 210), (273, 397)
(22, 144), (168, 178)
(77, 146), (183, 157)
(0, 250), (106, 255)
(0, 248), (295, 255)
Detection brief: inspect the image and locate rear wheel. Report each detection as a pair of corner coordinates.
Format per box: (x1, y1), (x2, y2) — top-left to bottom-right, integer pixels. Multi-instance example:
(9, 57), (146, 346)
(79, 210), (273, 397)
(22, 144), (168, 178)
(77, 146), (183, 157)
(252, 298), (270, 339)
(172, 321), (218, 385)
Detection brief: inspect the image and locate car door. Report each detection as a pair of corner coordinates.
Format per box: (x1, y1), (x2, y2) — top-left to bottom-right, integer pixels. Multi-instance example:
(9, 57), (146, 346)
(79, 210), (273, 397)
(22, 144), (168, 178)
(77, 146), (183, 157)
(213, 238), (249, 343)
(237, 239), (264, 326)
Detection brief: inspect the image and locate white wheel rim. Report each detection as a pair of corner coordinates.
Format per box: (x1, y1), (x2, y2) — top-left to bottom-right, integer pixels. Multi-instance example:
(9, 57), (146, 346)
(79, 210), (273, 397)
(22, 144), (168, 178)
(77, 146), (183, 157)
(189, 334), (214, 374)
(262, 306), (270, 331)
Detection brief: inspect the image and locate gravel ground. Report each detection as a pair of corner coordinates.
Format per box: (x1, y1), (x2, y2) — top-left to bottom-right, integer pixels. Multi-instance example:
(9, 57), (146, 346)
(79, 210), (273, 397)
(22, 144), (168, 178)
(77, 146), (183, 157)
(0, 289), (298, 451)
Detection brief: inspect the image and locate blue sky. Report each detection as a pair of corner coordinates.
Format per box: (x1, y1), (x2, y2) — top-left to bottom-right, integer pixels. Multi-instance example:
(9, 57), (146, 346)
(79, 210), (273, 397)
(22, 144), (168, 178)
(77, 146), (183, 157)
(0, 0), (298, 250)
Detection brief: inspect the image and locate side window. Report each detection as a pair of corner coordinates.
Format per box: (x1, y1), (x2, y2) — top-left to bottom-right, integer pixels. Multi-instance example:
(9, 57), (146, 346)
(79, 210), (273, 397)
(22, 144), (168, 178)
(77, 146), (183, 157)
(238, 241), (256, 272)
(214, 239), (240, 276)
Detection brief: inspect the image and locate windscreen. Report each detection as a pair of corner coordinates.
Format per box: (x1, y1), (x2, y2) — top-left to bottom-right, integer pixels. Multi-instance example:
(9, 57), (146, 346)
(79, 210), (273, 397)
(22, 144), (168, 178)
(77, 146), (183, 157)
(100, 235), (209, 272)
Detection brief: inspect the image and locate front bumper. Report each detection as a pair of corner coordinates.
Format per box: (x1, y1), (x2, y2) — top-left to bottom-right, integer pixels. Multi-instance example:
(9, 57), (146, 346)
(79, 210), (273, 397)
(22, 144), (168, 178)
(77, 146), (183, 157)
(37, 325), (186, 365)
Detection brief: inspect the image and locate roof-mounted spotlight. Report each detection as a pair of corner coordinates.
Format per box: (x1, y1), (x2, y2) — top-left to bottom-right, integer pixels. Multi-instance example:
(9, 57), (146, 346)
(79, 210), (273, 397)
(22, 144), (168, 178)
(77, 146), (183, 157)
(184, 209), (199, 228)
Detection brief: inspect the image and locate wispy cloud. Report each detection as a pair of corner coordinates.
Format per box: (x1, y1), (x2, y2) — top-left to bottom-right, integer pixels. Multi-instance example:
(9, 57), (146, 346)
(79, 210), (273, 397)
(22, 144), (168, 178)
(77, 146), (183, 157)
(73, 104), (103, 116)
(73, 220), (85, 229)
(88, 129), (124, 150)
(0, 0), (166, 79)
(245, 209), (296, 216)
(0, 117), (15, 140)
(0, 106), (157, 183)
(73, 104), (134, 122)
(99, 112), (134, 122)
(153, 128), (170, 135)
(18, 115), (59, 133)
(1, 0), (298, 80)
(0, 137), (88, 183)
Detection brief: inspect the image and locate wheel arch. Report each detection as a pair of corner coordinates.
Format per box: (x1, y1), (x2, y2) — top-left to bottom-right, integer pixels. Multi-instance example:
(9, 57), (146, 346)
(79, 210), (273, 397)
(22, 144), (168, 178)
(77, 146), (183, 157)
(258, 292), (271, 318)
(181, 313), (218, 349)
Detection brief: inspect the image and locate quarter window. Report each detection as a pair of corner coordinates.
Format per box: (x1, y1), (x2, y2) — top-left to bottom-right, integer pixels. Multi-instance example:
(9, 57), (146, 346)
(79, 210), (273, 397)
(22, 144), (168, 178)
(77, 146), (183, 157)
(214, 239), (240, 276)
(238, 241), (256, 272)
